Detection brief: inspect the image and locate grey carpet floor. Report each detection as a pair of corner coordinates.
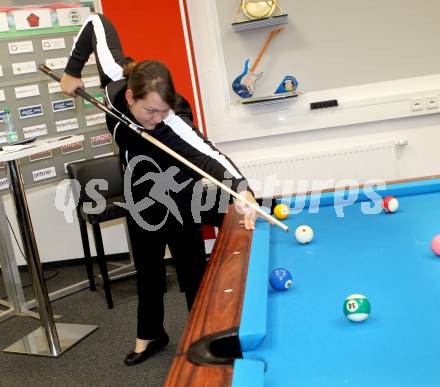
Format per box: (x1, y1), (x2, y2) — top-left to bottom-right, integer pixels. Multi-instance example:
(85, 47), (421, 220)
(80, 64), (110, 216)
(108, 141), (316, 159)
(0, 262), (188, 387)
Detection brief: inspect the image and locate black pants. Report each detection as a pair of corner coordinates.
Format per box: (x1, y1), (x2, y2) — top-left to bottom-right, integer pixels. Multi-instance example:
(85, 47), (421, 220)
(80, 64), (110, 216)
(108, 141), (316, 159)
(126, 209), (207, 340)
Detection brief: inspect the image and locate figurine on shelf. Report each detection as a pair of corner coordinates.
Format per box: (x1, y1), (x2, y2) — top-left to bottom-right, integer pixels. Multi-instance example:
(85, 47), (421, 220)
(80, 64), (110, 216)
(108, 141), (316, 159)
(274, 75), (298, 95)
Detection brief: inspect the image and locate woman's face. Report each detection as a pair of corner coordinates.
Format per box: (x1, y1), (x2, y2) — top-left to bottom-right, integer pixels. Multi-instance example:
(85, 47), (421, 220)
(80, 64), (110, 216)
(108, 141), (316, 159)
(125, 90), (171, 130)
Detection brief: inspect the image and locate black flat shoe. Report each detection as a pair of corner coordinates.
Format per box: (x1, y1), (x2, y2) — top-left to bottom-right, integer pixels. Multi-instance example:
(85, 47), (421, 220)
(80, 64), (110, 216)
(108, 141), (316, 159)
(124, 334), (169, 366)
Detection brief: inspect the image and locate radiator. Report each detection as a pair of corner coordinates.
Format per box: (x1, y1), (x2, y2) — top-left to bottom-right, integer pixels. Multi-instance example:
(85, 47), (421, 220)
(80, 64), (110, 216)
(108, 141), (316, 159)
(236, 141), (402, 198)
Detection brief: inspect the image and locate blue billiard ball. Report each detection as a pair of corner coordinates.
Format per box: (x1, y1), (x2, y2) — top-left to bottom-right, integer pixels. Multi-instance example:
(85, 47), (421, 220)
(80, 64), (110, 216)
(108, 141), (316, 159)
(269, 268), (292, 291)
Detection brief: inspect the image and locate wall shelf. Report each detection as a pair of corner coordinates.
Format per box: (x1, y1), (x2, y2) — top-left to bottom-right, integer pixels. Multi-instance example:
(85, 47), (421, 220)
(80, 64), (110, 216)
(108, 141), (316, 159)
(232, 13), (288, 32)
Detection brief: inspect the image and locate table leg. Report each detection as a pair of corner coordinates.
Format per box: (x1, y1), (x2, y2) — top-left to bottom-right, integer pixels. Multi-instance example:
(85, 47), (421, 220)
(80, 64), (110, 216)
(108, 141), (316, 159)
(0, 193), (27, 320)
(3, 160), (97, 357)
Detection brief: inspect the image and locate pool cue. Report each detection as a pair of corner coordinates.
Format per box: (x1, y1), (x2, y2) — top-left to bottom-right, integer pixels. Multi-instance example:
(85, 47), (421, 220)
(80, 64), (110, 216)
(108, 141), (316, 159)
(38, 64), (289, 232)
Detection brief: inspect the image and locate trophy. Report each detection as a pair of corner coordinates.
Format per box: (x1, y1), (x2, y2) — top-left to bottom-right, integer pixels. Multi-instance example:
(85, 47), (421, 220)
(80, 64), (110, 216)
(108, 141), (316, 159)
(233, 0), (287, 31)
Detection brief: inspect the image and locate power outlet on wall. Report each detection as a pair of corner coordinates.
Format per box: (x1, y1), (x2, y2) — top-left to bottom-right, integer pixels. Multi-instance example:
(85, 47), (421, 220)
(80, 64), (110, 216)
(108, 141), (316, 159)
(425, 96), (438, 109)
(410, 98), (424, 112)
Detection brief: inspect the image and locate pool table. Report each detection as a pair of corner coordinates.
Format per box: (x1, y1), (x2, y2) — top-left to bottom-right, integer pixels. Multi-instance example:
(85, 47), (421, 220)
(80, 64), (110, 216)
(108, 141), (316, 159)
(166, 176), (440, 387)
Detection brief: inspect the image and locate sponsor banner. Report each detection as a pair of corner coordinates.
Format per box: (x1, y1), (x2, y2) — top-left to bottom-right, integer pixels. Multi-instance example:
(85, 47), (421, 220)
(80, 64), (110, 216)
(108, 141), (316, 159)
(48, 82), (62, 94)
(52, 98), (75, 112)
(64, 159), (85, 173)
(32, 166), (56, 182)
(91, 133), (112, 148)
(84, 93), (104, 107)
(29, 149), (52, 162)
(0, 109), (4, 123)
(55, 118), (78, 132)
(23, 124), (47, 139)
(85, 113), (106, 126)
(61, 141), (83, 154)
(83, 76), (100, 88)
(8, 41), (34, 55)
(85, 53), (96, 66)
(0, 178), (9, 191)
(0, 132), (7, 144)
(94, 152), (114, 158)
(19, 104), (43, 119)
(42, 38), (66, 51)
(13, 9), (52, 30)
(0, 65), (3, 77)
(57, 7), (91, 26)
(0, 90), (5, 102)
(12, 61), (37, 75)
(45, 57), (68, 70)
(0, 12), (9, 32)
(14, 84), (40, 99)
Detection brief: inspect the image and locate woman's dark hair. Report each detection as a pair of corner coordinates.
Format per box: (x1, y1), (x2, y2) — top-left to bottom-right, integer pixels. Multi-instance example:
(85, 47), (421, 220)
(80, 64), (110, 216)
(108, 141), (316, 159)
(123, 60), (176, 108)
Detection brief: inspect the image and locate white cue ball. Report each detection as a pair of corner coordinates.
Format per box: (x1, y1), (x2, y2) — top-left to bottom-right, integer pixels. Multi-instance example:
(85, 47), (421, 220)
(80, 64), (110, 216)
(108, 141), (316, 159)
(295, 225), (314, 244)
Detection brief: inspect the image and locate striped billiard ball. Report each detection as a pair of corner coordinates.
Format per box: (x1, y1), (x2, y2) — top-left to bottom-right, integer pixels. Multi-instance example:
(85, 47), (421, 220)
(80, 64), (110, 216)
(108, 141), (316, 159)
(343, 294), (371, 322)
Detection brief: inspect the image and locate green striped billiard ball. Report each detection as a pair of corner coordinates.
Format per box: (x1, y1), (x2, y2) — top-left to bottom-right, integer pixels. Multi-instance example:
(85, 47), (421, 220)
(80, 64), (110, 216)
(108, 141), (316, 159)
(343, 294), (371, 322)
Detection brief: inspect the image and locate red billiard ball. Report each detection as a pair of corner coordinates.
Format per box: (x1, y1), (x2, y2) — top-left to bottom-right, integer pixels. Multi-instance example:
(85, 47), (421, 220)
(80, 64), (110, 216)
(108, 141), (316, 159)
(383, 196), (399, 213)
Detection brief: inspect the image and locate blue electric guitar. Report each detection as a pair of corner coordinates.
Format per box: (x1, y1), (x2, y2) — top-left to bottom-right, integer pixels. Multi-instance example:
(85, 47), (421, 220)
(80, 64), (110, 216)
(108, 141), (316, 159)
(232, 27), (284, 98)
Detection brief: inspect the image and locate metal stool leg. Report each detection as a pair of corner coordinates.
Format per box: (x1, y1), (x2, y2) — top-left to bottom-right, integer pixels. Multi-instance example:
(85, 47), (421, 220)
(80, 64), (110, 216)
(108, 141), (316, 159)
(77, 210), (96, 291)
(91, 224), (113, 309)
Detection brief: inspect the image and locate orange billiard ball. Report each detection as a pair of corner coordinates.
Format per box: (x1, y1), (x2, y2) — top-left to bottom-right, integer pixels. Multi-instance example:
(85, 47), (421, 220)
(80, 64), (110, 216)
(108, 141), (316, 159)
(274, 204), (289, 220)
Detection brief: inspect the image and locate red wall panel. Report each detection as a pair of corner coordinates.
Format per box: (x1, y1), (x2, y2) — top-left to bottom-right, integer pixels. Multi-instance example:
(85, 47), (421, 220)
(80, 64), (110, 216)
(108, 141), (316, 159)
(100, 0), (196, 122)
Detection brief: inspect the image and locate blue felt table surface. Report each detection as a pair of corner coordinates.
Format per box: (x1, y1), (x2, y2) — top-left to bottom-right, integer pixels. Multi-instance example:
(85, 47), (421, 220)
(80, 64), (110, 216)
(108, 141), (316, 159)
(237, 186), (440, 387)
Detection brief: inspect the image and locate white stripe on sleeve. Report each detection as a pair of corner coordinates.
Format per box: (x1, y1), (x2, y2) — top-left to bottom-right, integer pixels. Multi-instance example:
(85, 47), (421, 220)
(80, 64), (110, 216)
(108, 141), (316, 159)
(89, 15), (123, 81)
(163, 111), (243, 179)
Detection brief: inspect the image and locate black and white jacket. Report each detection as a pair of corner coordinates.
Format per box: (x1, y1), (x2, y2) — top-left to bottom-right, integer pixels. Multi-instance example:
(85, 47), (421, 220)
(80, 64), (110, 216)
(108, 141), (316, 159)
(65, 13), (251, 202)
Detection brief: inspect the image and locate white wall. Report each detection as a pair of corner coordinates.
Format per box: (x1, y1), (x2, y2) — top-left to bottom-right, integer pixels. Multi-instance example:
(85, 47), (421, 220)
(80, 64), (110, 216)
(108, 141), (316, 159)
(216, 112), (440, 181)
(184, 0), (440, 180)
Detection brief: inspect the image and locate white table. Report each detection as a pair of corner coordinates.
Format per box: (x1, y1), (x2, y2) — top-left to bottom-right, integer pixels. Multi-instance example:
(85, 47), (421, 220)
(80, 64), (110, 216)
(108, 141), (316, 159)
(0, 135), (98, 357)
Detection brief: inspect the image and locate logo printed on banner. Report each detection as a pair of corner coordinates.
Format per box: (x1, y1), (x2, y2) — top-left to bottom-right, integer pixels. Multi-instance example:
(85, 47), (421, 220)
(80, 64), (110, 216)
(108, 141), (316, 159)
(57, 7), (90, 27)
(29, 150), (52, 162)
(45, 57), (68, 70)
(91, 133), (112, 147)
(13, 9), (52, 30)
(27, 13), (40, 27)
(0, 12), (9, 32)
(84, 93), (104, 107)
(42, 38), (66, 51)
(23, 124), (47, 138)
(52, 99), (75, 112)
(14, 84), (40, 99)
(61, 141), (83, 154)
(32, 166), (56, 182)
(19, 104), (43, 119)
(0, 90), (5, 102)
(12, 61), (37, 75)
(8, 41), (34, 55)
(83, 76), (100, 88)
(55, 118), (78, 132)
(0, 178), (9, 190)
(48, 82), (62, 94)
(85, 113), (106, 126)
